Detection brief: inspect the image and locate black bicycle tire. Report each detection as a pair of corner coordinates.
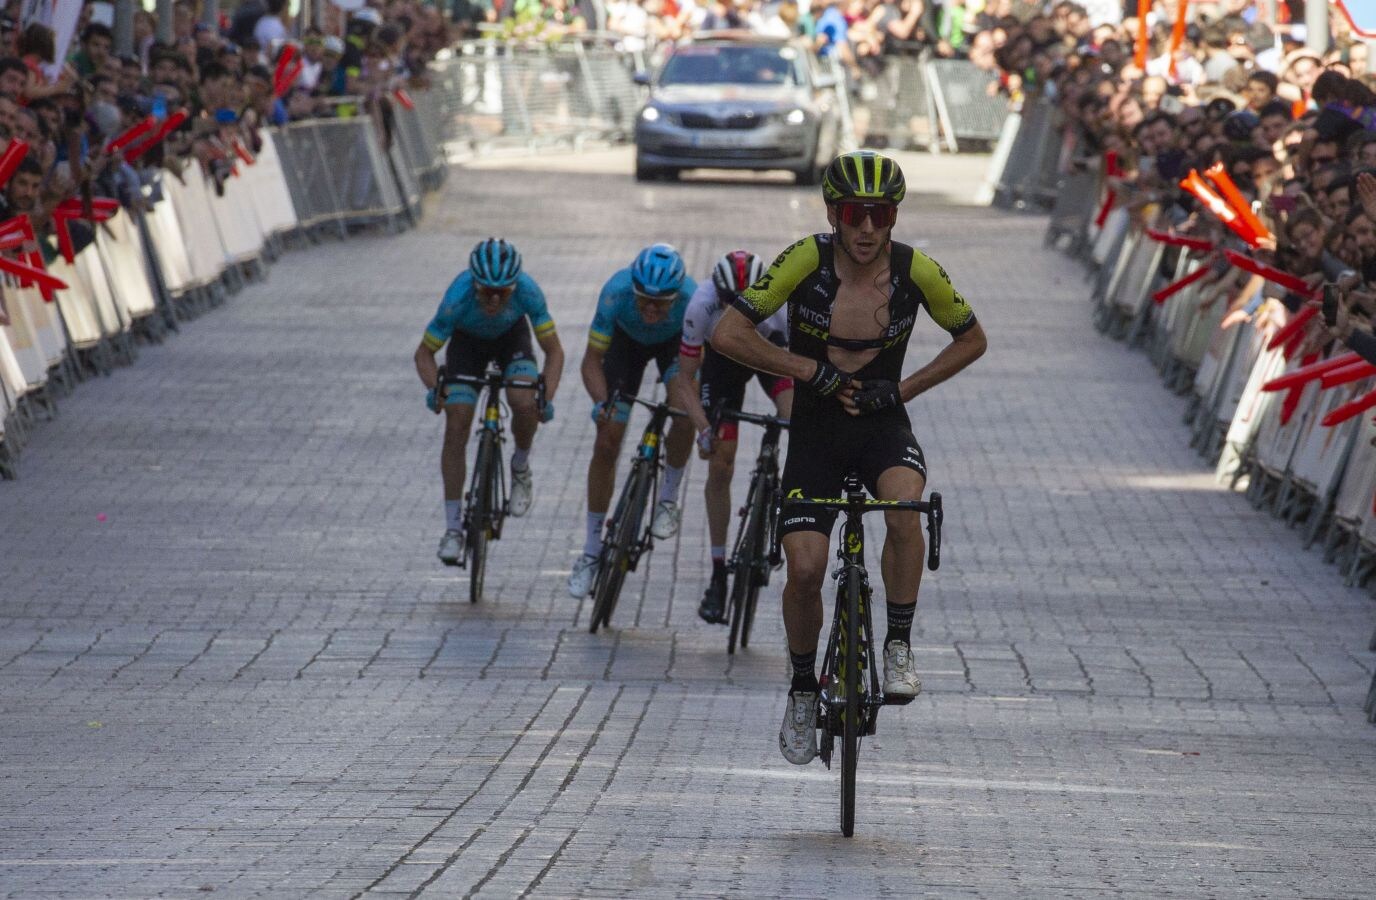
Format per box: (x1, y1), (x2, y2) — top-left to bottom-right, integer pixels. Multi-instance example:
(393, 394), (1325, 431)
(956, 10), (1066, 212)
(841, 567), (861, 837)
(588, 475), (633, 634)
(469, 433), (494, 605)
(591, 464), (649, 632)
(726, 476), (760, 654)
(737, 480), (769, 650)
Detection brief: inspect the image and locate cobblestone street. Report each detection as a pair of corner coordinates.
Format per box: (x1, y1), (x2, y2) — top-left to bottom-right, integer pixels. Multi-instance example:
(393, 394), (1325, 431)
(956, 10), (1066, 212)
(2, 149), (1374, 897)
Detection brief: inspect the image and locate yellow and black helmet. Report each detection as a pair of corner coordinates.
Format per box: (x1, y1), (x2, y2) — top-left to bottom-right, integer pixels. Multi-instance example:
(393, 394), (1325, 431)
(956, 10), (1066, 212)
(821, 151), (906, 204)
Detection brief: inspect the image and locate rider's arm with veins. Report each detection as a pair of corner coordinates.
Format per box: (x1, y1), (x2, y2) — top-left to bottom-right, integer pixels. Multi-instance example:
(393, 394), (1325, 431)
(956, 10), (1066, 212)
(899, 250), (987, 402)
(716, 237), (820, 381)
(675, 282), (716, 431)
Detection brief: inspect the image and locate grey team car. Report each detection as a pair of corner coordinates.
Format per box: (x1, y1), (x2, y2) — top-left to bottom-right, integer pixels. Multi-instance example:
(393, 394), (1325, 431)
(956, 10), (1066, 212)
(633, 36), (844, 183)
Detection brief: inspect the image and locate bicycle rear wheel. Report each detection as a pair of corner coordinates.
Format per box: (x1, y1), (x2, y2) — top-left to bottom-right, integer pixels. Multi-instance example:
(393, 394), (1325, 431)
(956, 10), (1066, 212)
(731, 480), (768, 653)
(590, 464), (650, 633)
(840, 568), (861, 837)
(468, 433), (494, 605)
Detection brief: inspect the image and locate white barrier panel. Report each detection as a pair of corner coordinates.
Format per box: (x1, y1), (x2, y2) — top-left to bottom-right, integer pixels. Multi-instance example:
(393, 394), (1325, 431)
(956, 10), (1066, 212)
(12, 286), (66, 369)
(96, 212), (157, 320)
(49, 257), (103, 349)
(164, 168), (229, 288)
(1292, 381), (1369, 497)
(210, 173), (264, 264)
(0, 282), (48, 393)
(1111, 238), (1160, 318)
(248, 133), (299, 235)
(0, 317), (27, 402)
(146, 181), (195, 294)
(1219, 345), (1285, 479)
(74, 246), (126, 340)
(1335, 415), (1376, 526)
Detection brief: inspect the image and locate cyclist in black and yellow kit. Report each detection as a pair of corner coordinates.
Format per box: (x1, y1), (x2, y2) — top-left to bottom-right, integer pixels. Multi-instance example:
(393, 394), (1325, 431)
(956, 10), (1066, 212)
(712, 151), (987, 765)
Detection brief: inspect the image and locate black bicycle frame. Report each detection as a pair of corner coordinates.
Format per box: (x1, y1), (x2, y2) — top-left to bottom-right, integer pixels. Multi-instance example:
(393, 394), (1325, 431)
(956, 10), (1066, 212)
(609, 389), (683, 567)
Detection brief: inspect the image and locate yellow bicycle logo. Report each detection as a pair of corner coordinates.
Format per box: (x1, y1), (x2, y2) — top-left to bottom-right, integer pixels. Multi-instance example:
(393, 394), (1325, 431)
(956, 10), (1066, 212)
(845, 532), (862, 555)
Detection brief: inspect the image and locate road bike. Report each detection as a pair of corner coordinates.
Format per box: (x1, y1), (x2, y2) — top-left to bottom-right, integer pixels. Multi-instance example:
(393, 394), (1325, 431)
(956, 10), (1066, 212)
(439, 364), (545, 605)
(718, 408), (789, 655)
(587, 390), (686, 634)
(779, 471), (943, 837)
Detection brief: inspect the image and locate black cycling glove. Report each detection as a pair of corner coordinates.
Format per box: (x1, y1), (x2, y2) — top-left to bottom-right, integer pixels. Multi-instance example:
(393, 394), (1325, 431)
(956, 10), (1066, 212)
(806, 360), (851, 397)
(852, 379), (903, 415)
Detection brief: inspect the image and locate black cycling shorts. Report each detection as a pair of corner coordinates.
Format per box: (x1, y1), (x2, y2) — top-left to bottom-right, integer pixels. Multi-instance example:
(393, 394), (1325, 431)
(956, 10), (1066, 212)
(603, 326), (679, 401)
(699, 345), (792, 441)
(443, 320), (537, 405)
(778, 404), (927, 538)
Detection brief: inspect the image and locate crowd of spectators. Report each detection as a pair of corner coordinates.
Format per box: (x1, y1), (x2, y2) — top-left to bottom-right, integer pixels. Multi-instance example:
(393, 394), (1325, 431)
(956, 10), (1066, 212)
(986, 0), (1376, 368)
(0, 0), (446, 329)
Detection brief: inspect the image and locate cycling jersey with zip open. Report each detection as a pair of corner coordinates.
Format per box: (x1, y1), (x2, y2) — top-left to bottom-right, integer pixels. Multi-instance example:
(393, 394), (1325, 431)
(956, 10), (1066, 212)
(732, 232), (977, 385)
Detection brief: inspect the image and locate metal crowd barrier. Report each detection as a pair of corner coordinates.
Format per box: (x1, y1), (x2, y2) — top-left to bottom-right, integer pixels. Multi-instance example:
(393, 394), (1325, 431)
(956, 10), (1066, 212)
(984, 95), (1062, 210)
(849, 53), (1007, 154)
(1040, 155), (1376, 613)
(424, 36), (644, 154)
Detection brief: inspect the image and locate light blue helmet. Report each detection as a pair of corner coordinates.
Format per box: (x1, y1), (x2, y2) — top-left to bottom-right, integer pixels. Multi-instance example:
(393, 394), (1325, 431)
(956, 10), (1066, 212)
(630, 243), (686, 298)
(470, 237), (522, 288)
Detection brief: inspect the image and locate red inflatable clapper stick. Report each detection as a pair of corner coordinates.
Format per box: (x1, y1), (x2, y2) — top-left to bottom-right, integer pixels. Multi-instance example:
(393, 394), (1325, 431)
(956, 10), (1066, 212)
(0, 139), (28, 188)
(232, 139), (255, 166)
(105, 116), (155, 154)
(1145, 228), (1215, 251)
(1181, 171), (1261, 245)
(1095, 151), (1122, 228)
(273, 44), (298, 96)
(1320, 361), (1376, 389)
(1204, 162), (1274, 244)
(123, 109), (189, 163)
(1321, 387), (1376, 426)
(1153, 263), (1214, 304)
(0, 255), (66, 292)
(1262, 351), (1361, 391)
(1223, 249), (1317, 296)
(1265, 304), (1319, 351)
(394, 88), (415, 110)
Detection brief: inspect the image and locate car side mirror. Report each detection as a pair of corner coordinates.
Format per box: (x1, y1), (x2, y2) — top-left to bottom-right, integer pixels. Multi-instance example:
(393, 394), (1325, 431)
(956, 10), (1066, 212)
(633, 71), (651, 86)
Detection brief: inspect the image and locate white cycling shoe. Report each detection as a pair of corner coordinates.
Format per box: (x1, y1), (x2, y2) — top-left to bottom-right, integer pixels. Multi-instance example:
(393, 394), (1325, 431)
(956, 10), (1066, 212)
(509, 466), (533, 517)
(779, 691), (818, 765)
(437, 529), (464, 566)
(567, 553), (599, 598)
(882, 640), (923, 698)
(650, 500), (681, 539)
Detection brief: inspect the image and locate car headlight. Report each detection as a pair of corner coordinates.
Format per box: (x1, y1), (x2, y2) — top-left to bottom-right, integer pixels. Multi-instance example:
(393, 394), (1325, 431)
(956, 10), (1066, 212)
(785, 108), (807, 125)
(641, 107), (661, 122)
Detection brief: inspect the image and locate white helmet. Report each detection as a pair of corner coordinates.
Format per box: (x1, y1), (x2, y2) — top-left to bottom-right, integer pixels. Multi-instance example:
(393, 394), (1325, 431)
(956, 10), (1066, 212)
(711, 250), (765, 299)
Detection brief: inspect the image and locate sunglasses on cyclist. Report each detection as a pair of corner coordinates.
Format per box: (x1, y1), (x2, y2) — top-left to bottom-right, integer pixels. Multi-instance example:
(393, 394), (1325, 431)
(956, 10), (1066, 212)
(835, 201), (897, 228)
(633, 289), (676, 305)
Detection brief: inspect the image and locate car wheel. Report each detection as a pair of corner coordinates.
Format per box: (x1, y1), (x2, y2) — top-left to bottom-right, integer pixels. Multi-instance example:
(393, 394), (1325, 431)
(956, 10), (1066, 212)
(635, 158), (658, 182)
(794, 163), (821, 186)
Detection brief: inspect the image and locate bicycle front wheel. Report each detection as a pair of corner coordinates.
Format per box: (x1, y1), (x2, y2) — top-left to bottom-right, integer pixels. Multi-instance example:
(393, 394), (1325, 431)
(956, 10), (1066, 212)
(840, 568), (861, 837)
(728, 479), (766, 654)
(590, 464), (651, 633)
(468, 433), (495, 605)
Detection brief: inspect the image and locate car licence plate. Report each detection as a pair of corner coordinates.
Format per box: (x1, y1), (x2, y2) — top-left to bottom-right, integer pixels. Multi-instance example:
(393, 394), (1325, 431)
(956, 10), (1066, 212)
(690, 132), (757, 149)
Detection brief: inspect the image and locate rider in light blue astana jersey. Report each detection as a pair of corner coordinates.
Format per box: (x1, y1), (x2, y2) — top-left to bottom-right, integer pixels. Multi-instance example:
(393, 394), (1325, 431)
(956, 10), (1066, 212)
(414, 238), (565, 567)
(587, 268), (694, 353)
(422, 271), (556, 353)
(567, 243), (698, 599)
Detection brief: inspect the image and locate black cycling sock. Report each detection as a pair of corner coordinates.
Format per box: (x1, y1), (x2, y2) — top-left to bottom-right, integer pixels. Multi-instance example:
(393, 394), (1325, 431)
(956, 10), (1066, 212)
(885, 602), (916, 649)
(711, 559), (727, 579)
(789, 648), (818, 694)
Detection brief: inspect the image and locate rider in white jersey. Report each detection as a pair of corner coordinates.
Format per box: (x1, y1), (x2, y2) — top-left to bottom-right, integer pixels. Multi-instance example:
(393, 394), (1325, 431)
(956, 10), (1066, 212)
(671, 251), (793, 624)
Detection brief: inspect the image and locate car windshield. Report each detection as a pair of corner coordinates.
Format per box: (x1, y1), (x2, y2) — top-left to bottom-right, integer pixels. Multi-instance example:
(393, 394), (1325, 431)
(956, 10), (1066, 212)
(657, 45), (804, 87)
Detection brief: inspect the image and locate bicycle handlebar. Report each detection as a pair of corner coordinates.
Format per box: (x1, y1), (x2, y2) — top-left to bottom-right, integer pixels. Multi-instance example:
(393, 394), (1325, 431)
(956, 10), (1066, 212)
(609, 389), (688, 418)
(718, 408), (790, 430)
(440, 367), (547, 410)
(781, 491), (943, 571)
